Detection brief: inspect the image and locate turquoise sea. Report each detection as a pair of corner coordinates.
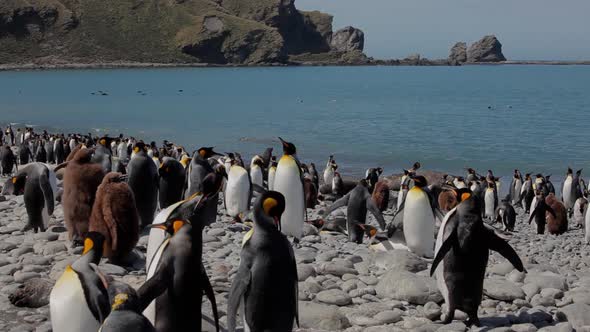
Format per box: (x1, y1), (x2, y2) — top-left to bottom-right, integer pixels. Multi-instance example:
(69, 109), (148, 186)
(0, 65), (589, 181)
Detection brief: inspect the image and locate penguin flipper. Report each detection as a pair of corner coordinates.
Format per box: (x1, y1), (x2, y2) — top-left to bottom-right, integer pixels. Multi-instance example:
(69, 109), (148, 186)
(322, 194), (350, 218)
(39, 170), (55, 217)
(430, 210), (458, 277)
(137, 260), (172, 312)
(227, 266), (251, 332)
(287, 241), (300, 328)
(486, 229), (526, 273)
(366, 196), (386, 231)
(200, 264), (220, 332)
(546, 203), (557, 219)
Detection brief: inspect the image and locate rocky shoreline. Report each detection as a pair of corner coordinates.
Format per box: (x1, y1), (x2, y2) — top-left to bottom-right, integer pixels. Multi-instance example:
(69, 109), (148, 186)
(1, 173), (590, 331)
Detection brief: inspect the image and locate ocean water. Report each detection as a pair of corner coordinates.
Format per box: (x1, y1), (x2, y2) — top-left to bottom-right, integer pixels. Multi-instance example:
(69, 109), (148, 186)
(0, 65), (589, 182)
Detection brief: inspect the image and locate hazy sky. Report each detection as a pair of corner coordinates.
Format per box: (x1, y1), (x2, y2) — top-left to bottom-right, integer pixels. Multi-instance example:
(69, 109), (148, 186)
(297, 0), (590, 60)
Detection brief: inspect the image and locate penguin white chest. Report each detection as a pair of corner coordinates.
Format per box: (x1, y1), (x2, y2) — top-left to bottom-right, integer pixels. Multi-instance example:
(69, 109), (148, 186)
(563, 177), (574, 208)
(434, 207), (456, 305)
(144, 238), (171, 325)
(274, 155), (304, 239)
(268, 167), (276, 190)
(50, 267), (100, 332)
(250, 165), (263, 187)
(226, 166), (251, 217)
(403, 188), (434, 258)
(484, 189), (495, 218)
(585, 206), (590, 244)
(323, 167), (334, 186)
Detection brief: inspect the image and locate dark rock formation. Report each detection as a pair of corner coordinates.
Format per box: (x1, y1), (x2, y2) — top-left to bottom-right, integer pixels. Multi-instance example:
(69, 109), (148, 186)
(330, 26), (364, 52)
(467, 35), (506, 62)
(449, 42), (467, 64)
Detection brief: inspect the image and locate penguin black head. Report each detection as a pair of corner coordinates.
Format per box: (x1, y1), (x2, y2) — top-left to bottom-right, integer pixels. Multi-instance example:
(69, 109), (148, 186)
(150, 218), (189, 235)
(567, 167), (573, 174)
(359, 179), (369, 188)
(252, 157), (264, 167)
(98, 136), (112, 147)
(452, 188), (473, 203)
(2, 174), (26, 195)
(133, 141), (147, 154)
(83, 232), (106, 264)
(411, 175), (428, 188)
(214, 163), (228, 179)
(576, 169), (583, 176)
(468, 168), (476, 174)
(107, 281), (141, 312)
(377, 167), (383, 175)
(256, 191), (286, 229)
(487, 181), (495, 189)
(412, 162), (421, 171)
(197, 147), (221, 159)
(150, 141), (156, 149)
(546, 175), (551, 181)
(73, 147), (95, 163)
(278, 137), (296, 156)
(525, 173), (531, 180)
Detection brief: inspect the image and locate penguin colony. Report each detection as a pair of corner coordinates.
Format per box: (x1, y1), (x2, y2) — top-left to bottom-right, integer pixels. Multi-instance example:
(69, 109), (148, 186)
(1, 127), (589, 331)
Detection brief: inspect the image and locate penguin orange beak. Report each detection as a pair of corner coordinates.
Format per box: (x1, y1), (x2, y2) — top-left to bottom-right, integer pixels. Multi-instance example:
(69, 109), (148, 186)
(148, 223), (167, 231)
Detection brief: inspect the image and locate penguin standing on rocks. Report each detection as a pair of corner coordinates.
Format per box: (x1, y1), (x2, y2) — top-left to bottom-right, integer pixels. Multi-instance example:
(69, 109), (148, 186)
(267, 156), (277, 190)
(483, 181), (498, 220)
(56, 148), (106, 245)
(509, 170), (523, 206)
(92, 136), (113, 173)
(397, 162), (420, 211)
(158, 157), (186, 209)
(431, 189), (525, 327)
(127, 141), (158, 228)
(18, 141), (33, 165)
(54, 136), (65, 164)
(225, 158), (252, 222)
(249, 156), (264, 188)
(520, 173), (534, 213)
(562, 168), (583, 216)
(89, 172), (139, 263)
(227, 191), (299, 332)
(545, 193), (568, 235)
(2, 163), (57, 233)
(323, 155), (336, 185)
(100, 281), (155, 332)
(545, 175), (556, 194)
(138, 174), (221, 332)
(528, 191), (555, 235)
(366, 167), (383, 194)
(186, 147), (222, 227)
(1, 145), (17, 175)
(372, 180), (390, 212)
(322, 179), (387, 243)
(396, 175), (438, 258)
(494, 198), (516, 231)
(50, 232), (110, 332)
(45, 139), (55, 164)
(34, 140), (47, 163)
(273, 137), (305, 240)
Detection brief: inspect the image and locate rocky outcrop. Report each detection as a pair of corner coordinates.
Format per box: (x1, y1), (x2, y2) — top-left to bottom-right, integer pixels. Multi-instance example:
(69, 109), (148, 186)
(0, 0), (363, 65)
(467, 35), (506, 62)
(330, 26), (364, 52)
(449, 41), (467, 64)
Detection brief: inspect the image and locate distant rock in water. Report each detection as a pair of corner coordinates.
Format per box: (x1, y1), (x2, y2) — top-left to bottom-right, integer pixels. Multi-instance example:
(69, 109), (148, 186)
(448, 42), (467, 65)
(467, 35), (506, 62)
(330, 26), (364, 52)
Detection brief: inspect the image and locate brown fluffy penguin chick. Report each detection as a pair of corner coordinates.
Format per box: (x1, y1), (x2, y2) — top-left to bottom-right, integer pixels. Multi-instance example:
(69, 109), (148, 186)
(545, 193), (568, 235)
(59, 148), (105, 245)
(372, 180), (390, 212)
(66, 143), (85, 162)
(89, 172), (139, 262)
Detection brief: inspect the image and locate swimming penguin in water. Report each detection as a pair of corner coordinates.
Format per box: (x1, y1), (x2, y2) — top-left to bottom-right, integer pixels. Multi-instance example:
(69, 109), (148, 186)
(227, 191), (299, 332)
(2, 163), (57, 233)
(138, 174), (221, 332)
(158, 157), (186, 209)
(127, 141), (158, 228)
(322, 179), (387, 243)
(89, 172), (139, 263)
(56, 148), (106, 245)
(267, 156), (277, 190)
(397, 175), (438, 258)
(431, 188), (525, 327)
(99, 281), (155, 332)
(483, 181), (498, 220)
(92, 136), (114, 173)
(494, 198), (516, 231)
(186, 147), (222, 227)
(323, 155), (336, 185)
(50, 232), (110, 332)
(273, 137), (305, 240)
(249, 156), (264, 188)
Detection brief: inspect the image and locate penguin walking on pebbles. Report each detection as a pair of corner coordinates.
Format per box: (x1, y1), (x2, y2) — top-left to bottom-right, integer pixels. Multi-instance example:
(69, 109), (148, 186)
(322, 179), (387, 243)
(127, 141), (158, 228)
(494, 198), (516, 231)
(323, 155), (336, 186)
(431, 189), (525, 327)
(273, 137), (305, 240)
(158, 157), (186, 209)
(56, 148), (106, 245)
(92, 136), (114, 173)
(528, 191), (555, 235)
(50, 232), (110, 332)
(186, 147), (223, 227)
(138, 174), (221, 332)
(100, 281), (155, 332)
(267, 156), (277, 190)
(1, 145), (17, 175)
(227, 191), (299, 332)
(2, 163), (57, 233)
(89, 172), (139, 263)
(225, 158), (253, 222)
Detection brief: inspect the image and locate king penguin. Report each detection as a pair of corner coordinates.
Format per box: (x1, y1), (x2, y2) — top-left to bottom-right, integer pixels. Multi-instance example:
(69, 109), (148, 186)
(99, 281), (155, 332)
(483, 181), (498, 220)
(273, 137), (305, 240)
(92, 136), (114, 173)
(50, 232), (110, 332)
(267, 156), (277, 190)
(225, 158), (252, 222)
(227, 191), (299, 332)
(431, 188), (525, 327)
(397, 175), (437, 258)
(89, 172), (139, 263)
(323, 155), (336, 185)
(4, 163), (57, 233)
(127, 141), (158, 228)
(249, 156), (264, 188)
(562, 167), (583, 215)
(158, 157), (186, 209)
(138, 174), (221, 332)
(186, 147), (222, 227)
(509, 169), (523, 207)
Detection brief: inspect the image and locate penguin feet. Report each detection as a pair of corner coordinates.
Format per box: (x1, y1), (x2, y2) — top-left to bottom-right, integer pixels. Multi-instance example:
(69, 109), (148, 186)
(465, 316), (481, 327)
(20, 224), (32, 233)
(441, 311), (455, 324)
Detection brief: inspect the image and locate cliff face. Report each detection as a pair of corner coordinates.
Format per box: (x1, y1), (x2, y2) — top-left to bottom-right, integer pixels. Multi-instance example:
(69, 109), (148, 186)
(0, 0), (364, 65)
